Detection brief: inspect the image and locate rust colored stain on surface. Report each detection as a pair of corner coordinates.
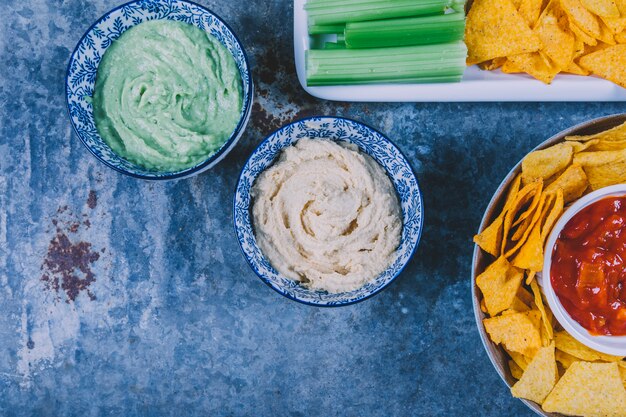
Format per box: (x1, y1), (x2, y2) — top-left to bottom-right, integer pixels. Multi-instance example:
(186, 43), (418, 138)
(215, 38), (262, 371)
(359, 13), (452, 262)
(41, 201), (101, 303)
(87, 190), (97, 209)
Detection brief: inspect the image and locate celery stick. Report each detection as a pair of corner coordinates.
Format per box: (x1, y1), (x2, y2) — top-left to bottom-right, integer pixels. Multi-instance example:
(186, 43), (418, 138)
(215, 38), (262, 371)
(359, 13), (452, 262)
(305, 42), (467, 86)
(323, 41), (347, 49)
(305, 0), (453, 25)
(345, 13), (465, 48)
(308, 24), (344, 35)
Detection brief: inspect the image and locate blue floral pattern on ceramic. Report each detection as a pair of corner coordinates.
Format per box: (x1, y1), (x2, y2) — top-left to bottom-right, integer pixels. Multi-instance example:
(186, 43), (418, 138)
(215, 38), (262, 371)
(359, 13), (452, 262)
(66, 0), (252, 179)
(234, 117), (423, 306)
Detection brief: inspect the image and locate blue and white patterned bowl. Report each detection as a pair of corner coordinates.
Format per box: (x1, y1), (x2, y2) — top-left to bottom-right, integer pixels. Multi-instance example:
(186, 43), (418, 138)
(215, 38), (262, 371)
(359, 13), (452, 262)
(234, 117), (423, 306)
(65, 0), (253, 180)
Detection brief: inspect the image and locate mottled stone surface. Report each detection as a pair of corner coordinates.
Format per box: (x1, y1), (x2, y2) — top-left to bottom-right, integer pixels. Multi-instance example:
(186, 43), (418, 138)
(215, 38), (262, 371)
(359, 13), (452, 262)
(1, 0), (625, 415)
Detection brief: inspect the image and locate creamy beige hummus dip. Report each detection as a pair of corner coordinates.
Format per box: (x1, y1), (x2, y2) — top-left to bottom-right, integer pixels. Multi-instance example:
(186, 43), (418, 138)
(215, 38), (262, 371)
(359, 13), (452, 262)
(251, 138), (402, 293)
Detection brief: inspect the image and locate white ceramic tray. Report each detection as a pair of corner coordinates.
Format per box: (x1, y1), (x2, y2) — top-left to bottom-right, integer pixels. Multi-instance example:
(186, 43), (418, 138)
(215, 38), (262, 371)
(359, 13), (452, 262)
(293, 0), (626, 102)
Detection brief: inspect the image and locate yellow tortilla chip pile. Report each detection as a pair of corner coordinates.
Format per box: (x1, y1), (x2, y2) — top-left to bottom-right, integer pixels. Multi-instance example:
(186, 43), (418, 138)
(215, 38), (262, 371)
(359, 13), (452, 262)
(466, 0), (626, 87)
(474, 121), (626, 416)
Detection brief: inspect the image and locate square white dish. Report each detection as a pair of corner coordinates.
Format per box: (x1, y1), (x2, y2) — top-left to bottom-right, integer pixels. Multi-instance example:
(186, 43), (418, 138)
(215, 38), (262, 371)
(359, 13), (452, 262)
(293, 0), (626, 102)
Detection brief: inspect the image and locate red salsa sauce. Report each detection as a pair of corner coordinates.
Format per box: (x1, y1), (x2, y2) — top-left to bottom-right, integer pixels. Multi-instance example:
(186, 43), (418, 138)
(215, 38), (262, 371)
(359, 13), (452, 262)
(551, 196), (626, 336)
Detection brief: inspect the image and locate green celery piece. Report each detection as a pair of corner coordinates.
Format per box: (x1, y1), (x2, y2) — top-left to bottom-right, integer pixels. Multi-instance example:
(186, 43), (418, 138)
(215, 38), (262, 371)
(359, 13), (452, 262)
(344, 13), (465, 48)
(308, 24), (345, 35)
(323, 41), (347, 49)
(305, 0), (453, 25)
(305, 42), (467, 86)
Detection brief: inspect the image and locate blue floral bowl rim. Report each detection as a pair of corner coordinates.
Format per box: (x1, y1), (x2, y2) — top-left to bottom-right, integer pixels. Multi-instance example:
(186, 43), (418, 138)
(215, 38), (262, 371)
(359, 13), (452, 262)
(64, 0), (254, 180)
(233, 116), (425, 307)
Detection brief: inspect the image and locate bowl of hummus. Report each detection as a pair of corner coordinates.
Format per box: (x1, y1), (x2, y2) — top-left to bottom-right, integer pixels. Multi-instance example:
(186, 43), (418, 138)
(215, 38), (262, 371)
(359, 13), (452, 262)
(234, 117), (423, 306)
(66, 0), (253, 180)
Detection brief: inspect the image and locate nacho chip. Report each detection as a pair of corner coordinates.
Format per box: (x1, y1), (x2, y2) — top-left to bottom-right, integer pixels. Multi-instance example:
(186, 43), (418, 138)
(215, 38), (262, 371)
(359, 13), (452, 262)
(502, 181), (543, 256)
(567, 138), (599, 152)
(562, 0), (602, 38)
(597, 19), (618, 44)
(617, 30), (626, 43)
(555, 349), (582, 368)
(555, 331), (624, 361)
(571, 22), (599, 45)
(505, 52), (560, 83)
(564, 61), (591, 75)
(536, 3), (577, 70)
(511, 295), (532, 312)
(525, 270), (537, 285)
(518, 285), (535, 306)
(508, 349), (533, 370)
(504, 187), (545, 258)
(620, 364), (626, 386)
(586, 139), (626, 150)
(580, 0), (620, 17)
(566, 120), (626, 142)
(542, 362), (626, 416)
(511, 212), (544, 271)
(519, 0), (546, 25)
(541, 189), (564, 243)
(479, 57), (508, 70)
(477, 256), (525, 316)
(573, 148), (626, 190)
(474, 175), (523, 256)
(511, 343), (558, 404)
(579, 44), (626, 87)
(484, 311), (542, 357)
(531, 280), (554, 341)
(603, 16), (626, 34)
(466, 0), (542, 65)
(509, 360), (525, 379)
(522, 143), (573, 184)
(544, 164), (588, 203)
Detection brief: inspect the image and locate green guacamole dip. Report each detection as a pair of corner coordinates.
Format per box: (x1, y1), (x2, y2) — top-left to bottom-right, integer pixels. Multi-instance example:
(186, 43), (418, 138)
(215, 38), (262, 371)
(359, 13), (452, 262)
(93, 20), (243, 171)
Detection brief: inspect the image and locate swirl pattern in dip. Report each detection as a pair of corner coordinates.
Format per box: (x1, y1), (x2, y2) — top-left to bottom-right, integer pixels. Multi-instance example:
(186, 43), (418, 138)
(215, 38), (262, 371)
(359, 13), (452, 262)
(93, 20), (243, 171)
(251, 139), (402, 293)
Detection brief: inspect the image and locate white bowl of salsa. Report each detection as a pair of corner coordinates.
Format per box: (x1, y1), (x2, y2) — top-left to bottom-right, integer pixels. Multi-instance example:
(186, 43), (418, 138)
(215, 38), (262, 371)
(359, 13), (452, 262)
(543, 183), (626, 356)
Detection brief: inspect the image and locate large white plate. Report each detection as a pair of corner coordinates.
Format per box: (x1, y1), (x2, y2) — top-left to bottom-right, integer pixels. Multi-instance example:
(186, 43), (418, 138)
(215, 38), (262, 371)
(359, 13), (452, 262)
(294, 0), (626, 102)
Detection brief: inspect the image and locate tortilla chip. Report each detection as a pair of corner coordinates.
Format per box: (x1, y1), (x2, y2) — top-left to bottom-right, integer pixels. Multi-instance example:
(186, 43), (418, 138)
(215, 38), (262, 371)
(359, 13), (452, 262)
(466, 0), (542, 65)
(505, 52), (560, 83)
(586, 139), (626, 150)
(620, 364), (626, 386)
(555, 331), (624, 361)
(541, 189), (564, 243)
(598, 19), (618, 44)
(509, 360), (525, 379)
(617, 30), (626, 43)
(581, 0), (621, 17)
(531, 280), (554, 341)
(525, 270), (537, 285)
(562, 0), (602, 37)
(518, 285), (535, 306)
(571, 22), (599, 45)
(477, 256), (525, 316)
(543, 362), (626, 416)
(504, 187), (545, 259)
(519, 0), (546, 25)
(603, 16), (626, 34)
(573, 148), (626, 190)
(479, 57), (508, 70)
(484, 311), (542, 357)
(567, 138), (599, 152)
(536, 3), (577, 70)
(508, 349), (533, 370)
(502, 181), (543, 256)
(566, 120), (626, 142)
(555, 349), (582, 368)
(511, 213), (544, 271)
(579, 44), (626, 87)
(544, 164), (588, 203)
(522, 143), (573, 184)
(474, 175), (522, 256)
(564, 61), (591, 74)
(512, 343), (558, 404)
(511, 295), (532, 311)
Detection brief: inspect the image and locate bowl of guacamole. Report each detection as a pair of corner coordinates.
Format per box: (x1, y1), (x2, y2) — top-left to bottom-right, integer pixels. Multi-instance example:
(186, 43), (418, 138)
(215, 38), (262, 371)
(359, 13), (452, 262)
(66, 0), (253, 179)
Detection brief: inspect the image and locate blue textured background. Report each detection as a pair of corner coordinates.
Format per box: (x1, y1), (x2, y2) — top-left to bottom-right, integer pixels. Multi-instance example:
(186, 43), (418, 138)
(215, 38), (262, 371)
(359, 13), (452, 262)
(1, 0), (625, 416)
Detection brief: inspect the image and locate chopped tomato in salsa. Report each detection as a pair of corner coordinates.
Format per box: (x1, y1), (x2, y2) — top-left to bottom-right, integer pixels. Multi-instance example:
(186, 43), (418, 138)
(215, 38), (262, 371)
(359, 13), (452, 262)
(551, 196), (626, 336)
